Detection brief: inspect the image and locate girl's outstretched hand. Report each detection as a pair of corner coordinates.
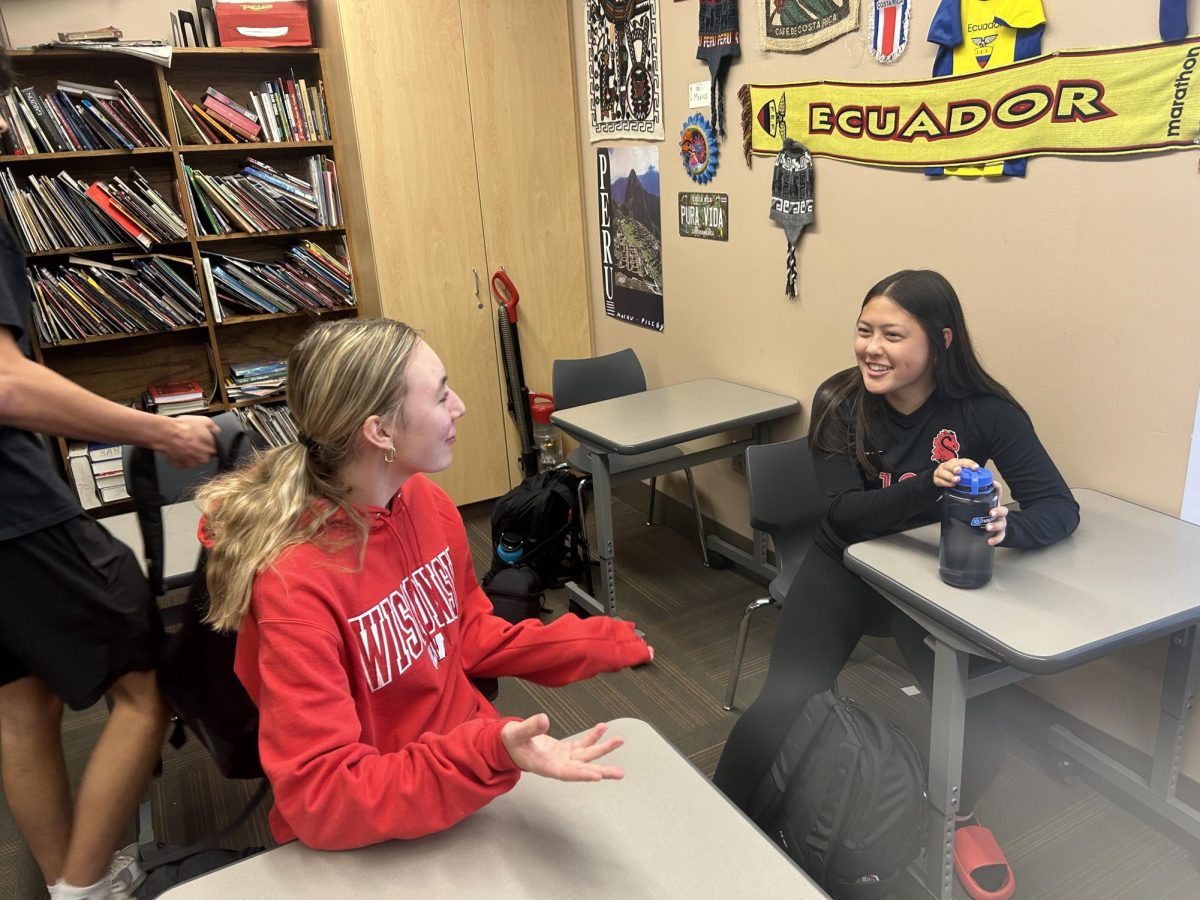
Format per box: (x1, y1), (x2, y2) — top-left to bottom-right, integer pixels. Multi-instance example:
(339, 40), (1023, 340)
(501, 715), (625, 782)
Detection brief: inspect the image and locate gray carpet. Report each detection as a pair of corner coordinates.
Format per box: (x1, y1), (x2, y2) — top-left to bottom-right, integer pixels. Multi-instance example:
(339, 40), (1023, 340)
(2, 495), (1199, 898)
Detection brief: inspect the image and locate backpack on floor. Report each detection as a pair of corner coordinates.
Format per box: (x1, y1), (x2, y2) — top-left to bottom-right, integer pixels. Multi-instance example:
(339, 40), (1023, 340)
(484, 468), (588, 589)
(472, 564), (549, 702)
(747, 690), (927, 899)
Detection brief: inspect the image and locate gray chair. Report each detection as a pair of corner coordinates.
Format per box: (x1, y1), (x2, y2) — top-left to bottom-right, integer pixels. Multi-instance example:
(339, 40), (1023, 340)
(723, 436), (828, 711)
(552, 348), (709, 565)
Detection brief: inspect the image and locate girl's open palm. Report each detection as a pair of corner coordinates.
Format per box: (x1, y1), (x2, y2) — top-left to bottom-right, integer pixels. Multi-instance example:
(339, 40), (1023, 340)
(501, 714), (625, 782)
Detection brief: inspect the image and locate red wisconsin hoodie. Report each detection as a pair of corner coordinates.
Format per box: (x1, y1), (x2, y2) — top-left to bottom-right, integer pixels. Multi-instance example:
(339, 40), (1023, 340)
(230, 474), (650, 850)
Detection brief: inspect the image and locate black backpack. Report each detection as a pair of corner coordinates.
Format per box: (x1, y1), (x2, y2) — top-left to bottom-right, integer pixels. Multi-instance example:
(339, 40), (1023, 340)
(485, 469), (589, 589)
(158, 551), (263, 780)
(747, 690), (927, 899)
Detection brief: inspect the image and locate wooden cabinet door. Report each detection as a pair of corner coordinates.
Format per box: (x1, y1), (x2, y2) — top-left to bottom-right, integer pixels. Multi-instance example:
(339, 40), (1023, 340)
(319, 0), (514, 504)
(460, 0), (594, 486)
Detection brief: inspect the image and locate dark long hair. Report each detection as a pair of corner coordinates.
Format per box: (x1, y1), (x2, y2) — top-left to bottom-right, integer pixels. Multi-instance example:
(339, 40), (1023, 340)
(808, 270), (1023, 477)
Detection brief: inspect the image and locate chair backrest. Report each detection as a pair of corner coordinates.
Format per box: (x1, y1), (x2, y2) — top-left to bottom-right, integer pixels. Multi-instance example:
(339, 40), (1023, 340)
(745, 436), (828, 576)
(123, 412), (255, 596)
(552, 348), (647, 411)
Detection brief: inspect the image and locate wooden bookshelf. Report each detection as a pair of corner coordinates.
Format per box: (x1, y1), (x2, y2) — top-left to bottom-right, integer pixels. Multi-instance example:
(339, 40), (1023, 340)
(1, 47), (360, 516)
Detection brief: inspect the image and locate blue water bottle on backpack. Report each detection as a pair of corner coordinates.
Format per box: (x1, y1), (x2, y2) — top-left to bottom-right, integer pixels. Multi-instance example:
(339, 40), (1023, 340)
(938, 466), (997, 589)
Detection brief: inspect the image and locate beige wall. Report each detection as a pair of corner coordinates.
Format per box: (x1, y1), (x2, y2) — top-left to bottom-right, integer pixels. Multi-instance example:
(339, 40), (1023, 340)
(570, 1), (1200, 774)
(2, 0), (176, 46)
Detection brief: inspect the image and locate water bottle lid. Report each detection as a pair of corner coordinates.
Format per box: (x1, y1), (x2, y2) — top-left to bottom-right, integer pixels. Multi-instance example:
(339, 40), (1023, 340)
(529, 393), (555, 425)
(950, 466), (994, 495)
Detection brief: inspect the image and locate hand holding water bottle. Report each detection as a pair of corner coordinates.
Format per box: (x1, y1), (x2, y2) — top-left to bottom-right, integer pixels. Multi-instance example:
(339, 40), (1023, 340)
(933, 458), (1008, 546)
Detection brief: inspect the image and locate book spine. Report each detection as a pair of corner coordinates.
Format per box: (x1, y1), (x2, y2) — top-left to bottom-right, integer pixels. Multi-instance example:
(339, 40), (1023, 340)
(204, 86), (258, 123)
(202, 96), (262, 137)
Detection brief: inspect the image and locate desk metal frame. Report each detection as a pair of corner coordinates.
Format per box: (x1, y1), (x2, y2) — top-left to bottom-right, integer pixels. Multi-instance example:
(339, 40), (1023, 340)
(845, 490), (1200, 900)
(551, 379), (798, 617)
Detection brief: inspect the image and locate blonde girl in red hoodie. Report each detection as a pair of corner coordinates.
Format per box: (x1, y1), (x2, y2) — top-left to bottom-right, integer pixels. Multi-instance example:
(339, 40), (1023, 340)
(198, 318), (652, 850)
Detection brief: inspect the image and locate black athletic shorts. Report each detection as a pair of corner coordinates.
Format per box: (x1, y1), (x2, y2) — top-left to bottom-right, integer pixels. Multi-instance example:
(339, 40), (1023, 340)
(0, 514), (162, 710)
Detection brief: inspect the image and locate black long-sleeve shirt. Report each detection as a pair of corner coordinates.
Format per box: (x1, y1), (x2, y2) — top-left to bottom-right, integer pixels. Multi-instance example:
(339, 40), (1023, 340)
(813, 386), (1079, 559)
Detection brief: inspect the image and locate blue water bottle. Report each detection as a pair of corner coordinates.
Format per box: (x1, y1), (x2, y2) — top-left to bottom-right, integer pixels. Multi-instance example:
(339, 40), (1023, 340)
(938, 467), (997, 589)
(496, 532), (525, 566)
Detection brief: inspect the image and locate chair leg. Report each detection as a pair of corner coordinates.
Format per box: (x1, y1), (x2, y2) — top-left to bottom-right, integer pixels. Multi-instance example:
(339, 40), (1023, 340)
(723, 597), (778, 711)
(646, 476), (657, 526)
(684, 467), (710, 566)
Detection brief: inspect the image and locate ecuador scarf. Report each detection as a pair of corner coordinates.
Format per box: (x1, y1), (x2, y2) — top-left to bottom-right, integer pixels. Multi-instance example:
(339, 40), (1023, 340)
(739, 38), (1200, 167)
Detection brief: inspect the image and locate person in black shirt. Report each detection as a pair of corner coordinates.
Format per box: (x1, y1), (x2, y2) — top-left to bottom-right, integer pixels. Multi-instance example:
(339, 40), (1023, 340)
(714, 270), (1078, 899)
(0, 52), (218, 900)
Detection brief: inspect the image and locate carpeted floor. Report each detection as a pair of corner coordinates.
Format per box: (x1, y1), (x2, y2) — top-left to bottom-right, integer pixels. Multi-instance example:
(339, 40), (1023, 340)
(3, 494), (1199, 898)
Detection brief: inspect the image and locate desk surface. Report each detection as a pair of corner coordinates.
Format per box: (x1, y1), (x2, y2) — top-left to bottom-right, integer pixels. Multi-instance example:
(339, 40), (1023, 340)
(160, 718), (820, 899)
(550, 378), (799, 455)
(844, 489), (1200, 675)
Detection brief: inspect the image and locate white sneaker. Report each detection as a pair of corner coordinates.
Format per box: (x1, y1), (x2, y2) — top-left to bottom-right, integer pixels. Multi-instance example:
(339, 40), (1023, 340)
(104, 843), (145, 899)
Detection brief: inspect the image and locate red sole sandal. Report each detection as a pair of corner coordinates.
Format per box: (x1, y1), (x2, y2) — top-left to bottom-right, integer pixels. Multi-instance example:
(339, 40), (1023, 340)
(953, 824), (1015, 900)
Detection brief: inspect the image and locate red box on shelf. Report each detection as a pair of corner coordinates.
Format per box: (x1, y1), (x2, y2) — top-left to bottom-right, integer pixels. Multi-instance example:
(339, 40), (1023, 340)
(215, 1), (313, 48)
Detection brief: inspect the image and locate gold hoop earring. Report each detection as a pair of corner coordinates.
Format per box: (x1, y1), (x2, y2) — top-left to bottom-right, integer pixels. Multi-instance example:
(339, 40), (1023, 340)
(383, 446), (396, 464)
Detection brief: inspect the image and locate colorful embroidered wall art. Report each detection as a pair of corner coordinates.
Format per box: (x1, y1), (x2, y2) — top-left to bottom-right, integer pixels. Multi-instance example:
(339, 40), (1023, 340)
(587, 0), (666, 141)
(757, 0), (859, 53)
(596, 147), (665, 331)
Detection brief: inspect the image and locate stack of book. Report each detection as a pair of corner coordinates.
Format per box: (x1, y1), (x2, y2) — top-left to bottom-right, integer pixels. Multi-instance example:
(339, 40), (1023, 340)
(28, 255), (206, 345)
(182, 155), (341, 236)
(201, 239), (354, 319)
(0, 165), (188, 253)
(233, 403), (300, 448)
(146, 378), (209, 415)
(0, 79), (169, 155)
(168, 75), (329, 147)
(226, 358), (287, 402)
(67, 441), (128, 508)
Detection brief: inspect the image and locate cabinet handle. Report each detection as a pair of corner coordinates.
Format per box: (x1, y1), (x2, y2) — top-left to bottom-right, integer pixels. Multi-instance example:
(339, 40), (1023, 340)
(472, 269), (483, 309)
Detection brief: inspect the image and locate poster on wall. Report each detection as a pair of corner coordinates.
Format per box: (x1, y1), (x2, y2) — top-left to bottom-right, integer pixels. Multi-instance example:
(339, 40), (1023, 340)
(597, 147), (664, 332)
(678, 192), (728, 241)
(586, 0), (665, 141)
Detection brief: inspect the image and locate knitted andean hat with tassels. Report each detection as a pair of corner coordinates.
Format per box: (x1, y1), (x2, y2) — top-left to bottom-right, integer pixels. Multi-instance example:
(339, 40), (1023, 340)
(696, 0), (740, 135)
(769, 138), (814, 298)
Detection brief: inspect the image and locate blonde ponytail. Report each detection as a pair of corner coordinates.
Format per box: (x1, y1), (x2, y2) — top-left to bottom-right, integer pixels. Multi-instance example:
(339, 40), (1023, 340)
(198, 318), (421, 631)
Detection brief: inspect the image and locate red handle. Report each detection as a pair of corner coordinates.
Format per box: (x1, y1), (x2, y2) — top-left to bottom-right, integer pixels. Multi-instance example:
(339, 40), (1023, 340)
(491, 270), (519, 324)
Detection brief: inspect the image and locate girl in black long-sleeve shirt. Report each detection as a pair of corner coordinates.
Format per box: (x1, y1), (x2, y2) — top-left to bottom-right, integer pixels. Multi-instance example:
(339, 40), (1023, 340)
(714, 270), (1077, 896)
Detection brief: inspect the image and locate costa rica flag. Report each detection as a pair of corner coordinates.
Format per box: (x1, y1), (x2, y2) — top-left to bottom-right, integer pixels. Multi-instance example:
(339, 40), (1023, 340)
(869, 0), (912, 64)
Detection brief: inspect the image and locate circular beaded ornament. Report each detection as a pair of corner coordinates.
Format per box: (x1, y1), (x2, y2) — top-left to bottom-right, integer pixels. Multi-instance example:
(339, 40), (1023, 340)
(679, 114), (718, 184)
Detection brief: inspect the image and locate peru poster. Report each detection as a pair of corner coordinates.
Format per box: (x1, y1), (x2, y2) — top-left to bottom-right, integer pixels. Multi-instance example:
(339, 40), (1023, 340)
(596, 147), (664, 332)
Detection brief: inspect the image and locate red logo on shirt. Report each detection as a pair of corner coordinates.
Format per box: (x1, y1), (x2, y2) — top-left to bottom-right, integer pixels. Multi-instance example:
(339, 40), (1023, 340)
(931, 429), (960, 463)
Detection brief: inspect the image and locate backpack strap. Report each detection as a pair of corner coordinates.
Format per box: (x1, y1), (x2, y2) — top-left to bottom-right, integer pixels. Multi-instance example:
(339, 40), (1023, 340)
(140, 779), (270, 872)
(805, 741), (862, 885)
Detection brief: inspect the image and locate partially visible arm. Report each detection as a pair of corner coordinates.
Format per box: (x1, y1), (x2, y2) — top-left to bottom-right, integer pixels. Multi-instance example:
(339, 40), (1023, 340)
(0, 328), (216, 467)
(985, 401), (1079, 548)
(814, 445), (942, 542)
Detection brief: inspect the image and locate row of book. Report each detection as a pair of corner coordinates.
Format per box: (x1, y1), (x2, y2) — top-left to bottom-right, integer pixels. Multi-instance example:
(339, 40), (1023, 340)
(204, 239), (354, 319)
(28, 254), (206, 345)
(226, 358), (287, 402)
(169, 75), (331, 146)
(145, 378), (211, 416)
(233, 402), (300, 449)
(183, 155), (341, 236)
(0, 80), (169, 156)
(67, 440), (128, 507)
(0, 165), (188, 253)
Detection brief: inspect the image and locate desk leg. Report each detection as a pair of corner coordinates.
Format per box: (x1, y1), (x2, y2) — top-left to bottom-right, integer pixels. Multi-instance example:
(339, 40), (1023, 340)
(1049, 624), (1200, 840)
(590, 450), (617, 616)
(920, 638), (968, 900)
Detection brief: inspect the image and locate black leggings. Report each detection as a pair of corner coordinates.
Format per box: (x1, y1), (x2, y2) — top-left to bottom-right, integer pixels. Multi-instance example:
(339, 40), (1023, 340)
(713, 544), (1007, 814)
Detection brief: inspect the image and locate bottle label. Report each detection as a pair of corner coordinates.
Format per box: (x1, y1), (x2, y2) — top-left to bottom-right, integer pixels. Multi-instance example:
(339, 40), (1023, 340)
(969, 515), (993, 528)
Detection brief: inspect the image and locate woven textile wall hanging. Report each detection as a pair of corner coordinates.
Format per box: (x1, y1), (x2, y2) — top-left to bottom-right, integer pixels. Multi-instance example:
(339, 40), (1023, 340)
(587, 0), (666, 141)
(757, 0), (860, 52)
